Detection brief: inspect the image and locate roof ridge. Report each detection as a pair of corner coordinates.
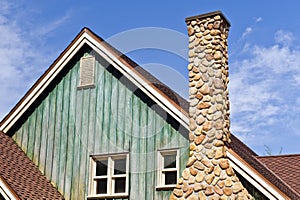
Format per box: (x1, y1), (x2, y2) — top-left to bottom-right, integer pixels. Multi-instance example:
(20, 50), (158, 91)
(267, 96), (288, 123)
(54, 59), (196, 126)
(257, 153), (300, 158)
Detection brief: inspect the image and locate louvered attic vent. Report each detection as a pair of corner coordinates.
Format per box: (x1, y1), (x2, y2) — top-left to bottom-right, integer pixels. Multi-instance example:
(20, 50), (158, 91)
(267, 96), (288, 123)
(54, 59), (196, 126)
(78, 56), (95, 88)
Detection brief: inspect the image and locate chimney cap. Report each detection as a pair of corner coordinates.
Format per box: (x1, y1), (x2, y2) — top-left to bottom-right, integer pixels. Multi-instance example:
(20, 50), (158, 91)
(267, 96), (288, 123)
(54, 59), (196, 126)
(185, 10), (231, 27)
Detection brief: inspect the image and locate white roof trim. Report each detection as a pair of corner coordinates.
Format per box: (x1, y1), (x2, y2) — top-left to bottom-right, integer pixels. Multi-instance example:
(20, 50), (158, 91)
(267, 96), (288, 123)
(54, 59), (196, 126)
(0, 178), (19, 200)
(0, 29), (291, 199)
(227, 151), (288, 200)
(0, 31), (189, 133)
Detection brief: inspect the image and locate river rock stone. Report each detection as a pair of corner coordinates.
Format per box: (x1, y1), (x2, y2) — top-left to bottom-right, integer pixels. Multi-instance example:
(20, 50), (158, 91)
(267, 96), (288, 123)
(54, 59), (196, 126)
(171, 12), (252, 200)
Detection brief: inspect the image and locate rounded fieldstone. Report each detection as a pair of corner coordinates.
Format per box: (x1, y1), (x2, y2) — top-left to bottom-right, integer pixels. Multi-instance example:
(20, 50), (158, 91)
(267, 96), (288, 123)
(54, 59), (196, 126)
(188, 26), (195, 36)
(232, 182), (243, 194)
(194, 134), (206, 145)
(187, 155), (197, 167)
(194, 160), (205, 171)
(196, 115), (205, 125)
(195, 171), (205, 182)
(194, 74), (201, 81)
(194, 127), (202, 136)
(190, 98), (199, 107)
(182, 168), (191, 180)
(189, 194), (199, 200)
(190, 118), (197, 131)
(199, 84), (210, 95)
(214, 186), (223, 195)
(185, 187), (194, 198)
(214, 79), (224, 89)
(173, 189), (184, 197)
(205, 186), (214, 195)
(190, 166), (198, 176)
(219, 159), (229, 169)
(215, 147), (225, 159)
(213, 21), (221, 29)
(223, 187), (232, 196)
(197, 102), (211, 109)
(226, 167), (235, 176)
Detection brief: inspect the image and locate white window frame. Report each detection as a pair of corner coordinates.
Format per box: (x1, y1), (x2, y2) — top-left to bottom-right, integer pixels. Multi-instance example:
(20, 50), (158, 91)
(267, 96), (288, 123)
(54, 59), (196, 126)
(78, 55), (95, 89)
(156, 149), (179, 190)
(88, 153), (129, 199)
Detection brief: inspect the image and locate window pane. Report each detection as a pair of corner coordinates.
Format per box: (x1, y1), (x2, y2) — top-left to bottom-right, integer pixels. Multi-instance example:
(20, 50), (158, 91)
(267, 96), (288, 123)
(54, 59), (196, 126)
(114, 177), (126, 193)
(96, 179), (107, 194)
(96, 160), (108, 176)
(165, 171), (177, 185)
(164, 154), (176, 168)
(114, 158), (126, 175)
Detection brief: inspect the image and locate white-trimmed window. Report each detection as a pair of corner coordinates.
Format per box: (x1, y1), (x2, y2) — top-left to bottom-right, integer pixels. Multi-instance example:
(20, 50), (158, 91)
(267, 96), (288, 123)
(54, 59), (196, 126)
(88, 153), (129, 198)
(157, 149), (179, 189)
(78, 55), (95, 88)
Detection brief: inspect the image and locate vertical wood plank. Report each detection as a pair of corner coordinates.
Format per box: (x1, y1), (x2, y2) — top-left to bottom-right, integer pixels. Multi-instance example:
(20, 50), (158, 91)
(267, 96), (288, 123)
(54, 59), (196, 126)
(51, 87), (61, 188)
(47, 90), (56, 183)
(11, 50), (189, 200)
(39, 101), (47, 175)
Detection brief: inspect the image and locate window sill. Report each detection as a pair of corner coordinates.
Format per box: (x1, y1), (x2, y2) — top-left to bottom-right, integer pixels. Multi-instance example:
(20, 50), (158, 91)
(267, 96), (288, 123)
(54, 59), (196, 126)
(87, 194), (128, 199)
(156, 185), (176, 191)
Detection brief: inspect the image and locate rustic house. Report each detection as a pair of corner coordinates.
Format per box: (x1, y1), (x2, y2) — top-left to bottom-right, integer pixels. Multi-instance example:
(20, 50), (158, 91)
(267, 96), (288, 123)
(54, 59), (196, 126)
(0, 11), (299, 200)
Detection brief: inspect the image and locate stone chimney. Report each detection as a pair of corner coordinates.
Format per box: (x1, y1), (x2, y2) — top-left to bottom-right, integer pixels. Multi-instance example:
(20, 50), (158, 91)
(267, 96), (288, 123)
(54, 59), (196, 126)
(170, 11), (252, 200)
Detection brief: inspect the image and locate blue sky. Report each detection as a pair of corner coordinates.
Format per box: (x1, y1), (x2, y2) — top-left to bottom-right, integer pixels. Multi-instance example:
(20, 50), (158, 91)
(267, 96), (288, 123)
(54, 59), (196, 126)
(1, 0), (300, 155)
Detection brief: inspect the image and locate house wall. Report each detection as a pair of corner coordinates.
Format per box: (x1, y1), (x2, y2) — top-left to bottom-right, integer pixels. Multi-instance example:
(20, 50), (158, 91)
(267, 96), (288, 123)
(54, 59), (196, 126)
(12, 46), (189, 200)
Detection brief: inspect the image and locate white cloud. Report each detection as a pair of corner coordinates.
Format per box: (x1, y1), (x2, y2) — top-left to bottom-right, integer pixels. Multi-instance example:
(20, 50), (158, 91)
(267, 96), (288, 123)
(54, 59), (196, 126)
(34, 11), (72, 37)
(274, 30), (295, 46)
(242, 27), (252, 38)
(0, 1), (70, 120)
(229, 29), (300, 151)
(241, 17), (262, 39)
(255, 17), (262, 23)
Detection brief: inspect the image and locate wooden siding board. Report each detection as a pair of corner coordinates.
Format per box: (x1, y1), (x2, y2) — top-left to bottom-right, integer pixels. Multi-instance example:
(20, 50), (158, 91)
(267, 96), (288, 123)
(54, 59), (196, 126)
(129, 94), (140, 200)
(72, 80), (83, 199)
(78, 89), (89, 199)
(117, 83), (125, 152)
(89, 83), (96, 155)
(39, 101), (49, 175)
(26, 110), (35, 160)
(62, 71), (72, 199)
(12, 50), (188, 200)
(123, 87), (131, 152)
(110, 75), (118, 153)
(31, 111), (39, 164)
(20, 111), (29, 155)
(57, 79), (67, 194)
(102, 68), (112, 154)
(59, 79), (69, 196)
(53, 83), (63, 192)
(67, 64), (78, 200)
(94, 62), (105, 153)
(48, 88), (57, 184)
(43, 93), (53, 182)
(146, 108), (156, 200)
(139, 102), (147, 199)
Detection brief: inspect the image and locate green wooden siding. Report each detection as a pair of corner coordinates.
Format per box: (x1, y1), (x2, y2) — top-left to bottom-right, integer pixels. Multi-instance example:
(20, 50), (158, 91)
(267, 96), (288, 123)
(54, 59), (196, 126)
(12, 47), (189, 200)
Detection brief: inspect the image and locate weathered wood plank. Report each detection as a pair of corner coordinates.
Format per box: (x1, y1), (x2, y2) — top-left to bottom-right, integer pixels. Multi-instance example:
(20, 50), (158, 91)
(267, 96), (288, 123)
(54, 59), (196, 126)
(12, 49), (189, 200)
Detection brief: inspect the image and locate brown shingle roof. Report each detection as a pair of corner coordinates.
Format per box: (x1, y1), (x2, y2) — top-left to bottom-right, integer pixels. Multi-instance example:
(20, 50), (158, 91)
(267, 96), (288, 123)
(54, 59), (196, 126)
(228, 135), (300, 199)
(0, 131), (64, 200)
(0, 27), (299, 199)
(88, 28), (300, 199)
(258, 154), (300, 195)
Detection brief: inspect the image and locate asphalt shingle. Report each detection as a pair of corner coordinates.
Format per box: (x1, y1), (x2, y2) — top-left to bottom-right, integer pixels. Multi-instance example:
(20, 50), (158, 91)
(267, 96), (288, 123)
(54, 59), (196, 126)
(0, 131), (64, 200)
